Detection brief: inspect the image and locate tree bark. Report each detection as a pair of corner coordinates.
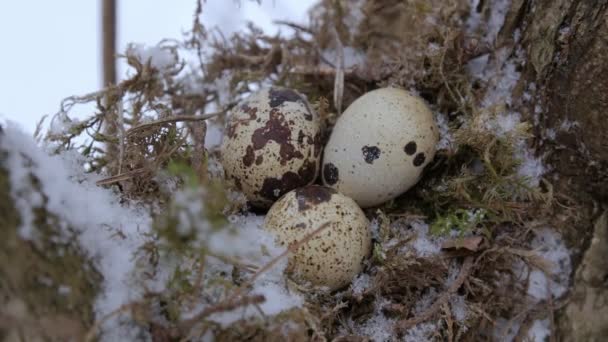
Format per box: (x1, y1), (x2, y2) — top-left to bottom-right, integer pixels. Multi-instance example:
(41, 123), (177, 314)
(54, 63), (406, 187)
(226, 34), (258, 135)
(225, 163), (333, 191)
(102, 0), (119, 172)
(502, 0), (608, 340)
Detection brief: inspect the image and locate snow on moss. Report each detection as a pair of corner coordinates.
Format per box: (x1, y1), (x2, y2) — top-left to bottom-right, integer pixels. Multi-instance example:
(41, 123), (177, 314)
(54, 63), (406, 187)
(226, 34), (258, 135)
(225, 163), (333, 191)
(2, 122), (155, 339)
(2, 122), (302, 340)
(128, 44), (178, 71)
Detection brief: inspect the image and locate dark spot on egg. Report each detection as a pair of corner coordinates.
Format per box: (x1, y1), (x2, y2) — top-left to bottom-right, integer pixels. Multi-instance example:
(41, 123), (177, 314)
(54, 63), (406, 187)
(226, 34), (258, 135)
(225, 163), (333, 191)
(323, 163), (339, 185)
(404, 141), (417, 155)
(413, 152), (426, 167)
(251, 108), (303, 165)
(361, 145), (381, 164)
(255, 155), (264, 165)
(295, 223), (306, 229)
(231, 176), (242, 190)
(256, 159), (317, 201)
(242, 145), (255, 167)
(295, 185), (337, 211)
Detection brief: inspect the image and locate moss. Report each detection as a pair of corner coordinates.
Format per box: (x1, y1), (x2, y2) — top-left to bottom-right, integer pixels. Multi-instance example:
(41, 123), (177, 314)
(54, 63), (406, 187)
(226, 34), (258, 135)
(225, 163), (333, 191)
(0, 150), (101, 340)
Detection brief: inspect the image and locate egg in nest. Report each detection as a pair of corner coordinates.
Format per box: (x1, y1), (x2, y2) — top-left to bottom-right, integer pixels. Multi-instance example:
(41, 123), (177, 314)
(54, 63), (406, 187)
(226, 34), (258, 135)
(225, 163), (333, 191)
(322, 87), (439, 208)
(264, 185), (371, 291)
(221, 87), (322, 208)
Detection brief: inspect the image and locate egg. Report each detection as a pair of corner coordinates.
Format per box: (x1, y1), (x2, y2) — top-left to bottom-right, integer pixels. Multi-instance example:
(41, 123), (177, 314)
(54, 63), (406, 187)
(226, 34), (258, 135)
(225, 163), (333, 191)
(322, 87), (439, 208)
(221, 87), (322, 208)
(264, 185), (371, 291)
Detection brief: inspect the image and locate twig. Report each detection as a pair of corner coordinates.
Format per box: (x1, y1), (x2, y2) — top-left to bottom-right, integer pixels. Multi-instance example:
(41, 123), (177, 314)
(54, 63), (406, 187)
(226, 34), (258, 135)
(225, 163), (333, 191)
(126, 112), (222, 137)
(84, 302), (141, 342)
(395, 256), (474, 332)
(330, 26), (345, 115)
(227, 221), (332, 302)
(95, 168), (148, 186)
(178, 295), (265, 339)
(273, 20), (313, 34)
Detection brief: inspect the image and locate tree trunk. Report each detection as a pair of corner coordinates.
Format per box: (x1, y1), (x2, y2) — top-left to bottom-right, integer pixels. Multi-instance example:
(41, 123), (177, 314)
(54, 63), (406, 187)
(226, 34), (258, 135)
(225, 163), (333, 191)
(102, 0), (119, 173)
(503, 0), (608, 340)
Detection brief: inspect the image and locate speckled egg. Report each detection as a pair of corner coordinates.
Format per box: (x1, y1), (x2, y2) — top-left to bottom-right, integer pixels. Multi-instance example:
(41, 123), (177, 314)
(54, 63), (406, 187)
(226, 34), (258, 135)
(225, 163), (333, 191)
(221, 87), (322, 208)
(322, 87), (439, 208)
(264, 185), (371, 291)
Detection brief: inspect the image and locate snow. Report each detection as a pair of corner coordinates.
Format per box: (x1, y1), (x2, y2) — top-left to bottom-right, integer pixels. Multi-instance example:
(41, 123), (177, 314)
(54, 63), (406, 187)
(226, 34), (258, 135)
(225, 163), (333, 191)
(401, 220), (443, 257)
(2, 123), (301, 340)
(527, 319), (551, 341)
(2, 122), (154, 340)
(128, 44), (177, 71)
(450, 295), (469, 323)
(321, 47), (366, 69)
(435, 112), (453, 150)
(517, 148), (545, 187)
(527, 228), (571, 301)
(486, 0), (512, 44)
(353, 297), (397, 342)
(49, 112), (80, 136)
(351, 273), (372, 296)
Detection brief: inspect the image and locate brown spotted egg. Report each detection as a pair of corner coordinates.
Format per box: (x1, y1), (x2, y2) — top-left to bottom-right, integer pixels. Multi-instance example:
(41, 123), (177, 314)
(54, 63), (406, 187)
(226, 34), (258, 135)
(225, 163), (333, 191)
(221, 87), (322, 208)
(264, 185), (371, 291)
(322, 87), (439, 208)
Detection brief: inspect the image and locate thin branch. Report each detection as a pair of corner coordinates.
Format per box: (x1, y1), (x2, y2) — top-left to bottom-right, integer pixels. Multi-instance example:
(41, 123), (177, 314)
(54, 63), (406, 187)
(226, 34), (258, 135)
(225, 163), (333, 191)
(126, 112), (223, 137)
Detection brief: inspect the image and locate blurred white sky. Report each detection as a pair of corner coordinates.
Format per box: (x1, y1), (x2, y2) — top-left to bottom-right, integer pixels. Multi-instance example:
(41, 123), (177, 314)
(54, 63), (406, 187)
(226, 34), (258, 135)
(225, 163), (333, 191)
(0, 0), (315, 134)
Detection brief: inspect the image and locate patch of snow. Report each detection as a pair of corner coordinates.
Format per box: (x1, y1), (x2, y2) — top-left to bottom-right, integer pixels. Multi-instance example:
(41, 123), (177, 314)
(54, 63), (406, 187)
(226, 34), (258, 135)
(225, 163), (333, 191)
(435, 112), (453, 150)
(177, 213), (302, 327)
(486, 0), (512, 44)
(467, 54), (490, 79)
(404, 322), (437, 342)
(322, 47), (366, 69)
(351, 273), (372, 296)
(493, 317), (521, 342)
(527, 318), (551, 341)
(559, 119), (579, 131)
(517, 148), (545, 187)
(49, 112), (80, 136)
(208, 282), (303, 327)
(527, 228), (571, 301)
(1, 123), (155, 340)
(128, 44), (177, 71)
(353, 297), (397, 341)
(205, 122), (224, 149)
(343, 0), (365, 36)
(450, 295), (469, 323)
(204, 70), (233, 108)
(405, 220), (443, 257)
